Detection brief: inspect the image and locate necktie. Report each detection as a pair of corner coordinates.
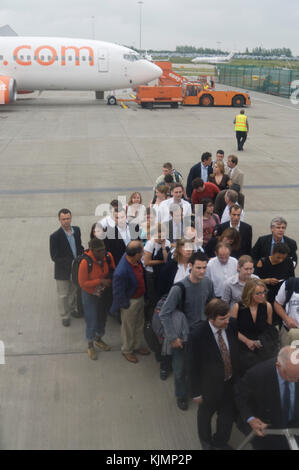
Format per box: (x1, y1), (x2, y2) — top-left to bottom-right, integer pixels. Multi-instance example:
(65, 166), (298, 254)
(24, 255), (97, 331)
(217, 329), (232, 381)
(282, 381), (291, 427)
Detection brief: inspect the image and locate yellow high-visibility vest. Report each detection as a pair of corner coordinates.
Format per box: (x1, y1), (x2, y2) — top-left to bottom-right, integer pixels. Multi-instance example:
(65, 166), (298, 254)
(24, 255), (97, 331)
(235, 114), (247, 132)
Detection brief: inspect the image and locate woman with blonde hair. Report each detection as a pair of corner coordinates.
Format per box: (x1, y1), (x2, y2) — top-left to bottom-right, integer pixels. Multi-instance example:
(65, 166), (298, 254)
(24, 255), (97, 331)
(231, 278), (278, 374)
(127, 191), (146, 224)
(209, 160), (230, 191)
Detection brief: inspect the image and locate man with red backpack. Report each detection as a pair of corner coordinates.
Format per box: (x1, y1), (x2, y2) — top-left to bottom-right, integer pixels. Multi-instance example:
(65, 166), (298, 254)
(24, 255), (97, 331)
(78, 238), (116, 360)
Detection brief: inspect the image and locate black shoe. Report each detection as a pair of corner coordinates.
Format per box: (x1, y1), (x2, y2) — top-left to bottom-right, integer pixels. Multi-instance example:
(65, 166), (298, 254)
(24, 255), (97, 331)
(200, 440), (213, 450)
(211, 439), (234, 450)
(62, 318), (71, 327)
(71, 310), (83, 318)
(177, 398), (188, 411)
(160, 369), (169, 381)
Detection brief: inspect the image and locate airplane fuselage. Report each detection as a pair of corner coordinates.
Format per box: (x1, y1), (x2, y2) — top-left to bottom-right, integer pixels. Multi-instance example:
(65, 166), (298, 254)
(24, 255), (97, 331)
(0, 37), (162, 92)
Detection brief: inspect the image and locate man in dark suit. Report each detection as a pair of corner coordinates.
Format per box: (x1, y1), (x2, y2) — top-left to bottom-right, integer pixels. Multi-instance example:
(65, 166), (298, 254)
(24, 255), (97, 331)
(186, 152), (213, 199)
(50, 208), (84, 326)
(214, 204), (252, 256)
(190, 299), (240, 450)
(235, 346), (299, 450)
(252, 216), (297, 267)
(104, 208), (141, 266)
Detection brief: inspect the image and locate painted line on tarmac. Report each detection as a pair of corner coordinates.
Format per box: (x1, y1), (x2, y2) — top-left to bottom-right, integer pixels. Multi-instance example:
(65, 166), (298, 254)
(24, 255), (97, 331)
(253, 96), (299, 111)
(0, 183), (299, 196)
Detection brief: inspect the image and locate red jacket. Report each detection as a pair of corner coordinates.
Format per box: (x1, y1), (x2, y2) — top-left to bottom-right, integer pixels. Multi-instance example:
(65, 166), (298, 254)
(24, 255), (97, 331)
(78, 250), (115, 294)
(191, 182), (220, 205)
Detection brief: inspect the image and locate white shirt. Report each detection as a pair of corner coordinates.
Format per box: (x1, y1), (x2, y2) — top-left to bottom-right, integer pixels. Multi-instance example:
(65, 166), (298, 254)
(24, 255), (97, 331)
(221, 205), (245, 224)
(127, 204), (146, 225)
(158, 197), (192, 223)
(173, 263), (191, 284)
(100, 215), (115, 229)
(117, 224), (131, 246)
(143, 239), (171, 273)
(230, 221), (241, 231)
(201, 163), (209, 183)
(275, 282), (299, 327)
(206, 256), (238, 297)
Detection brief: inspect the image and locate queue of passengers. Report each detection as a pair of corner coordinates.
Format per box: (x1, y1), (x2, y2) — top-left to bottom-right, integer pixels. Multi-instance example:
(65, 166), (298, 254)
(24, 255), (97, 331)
(49, 153), (299, 450)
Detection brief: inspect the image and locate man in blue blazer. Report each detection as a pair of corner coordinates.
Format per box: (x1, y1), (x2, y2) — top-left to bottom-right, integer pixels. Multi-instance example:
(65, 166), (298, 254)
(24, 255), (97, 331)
(111, 241), (149, 363)
(186, 152), (213, 199)
(49, 208), (84, 326)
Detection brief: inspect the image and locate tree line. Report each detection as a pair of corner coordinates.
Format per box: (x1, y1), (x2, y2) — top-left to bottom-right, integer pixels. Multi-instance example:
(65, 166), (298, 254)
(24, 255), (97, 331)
(127, 45), (293, 57)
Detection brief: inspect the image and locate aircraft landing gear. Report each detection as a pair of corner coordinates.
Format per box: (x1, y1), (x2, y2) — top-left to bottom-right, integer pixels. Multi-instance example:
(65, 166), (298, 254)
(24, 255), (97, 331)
(107, 95), (117, 105)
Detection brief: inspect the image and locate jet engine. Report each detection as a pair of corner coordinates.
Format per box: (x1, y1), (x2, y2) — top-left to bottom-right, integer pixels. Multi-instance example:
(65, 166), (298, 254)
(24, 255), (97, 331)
(0, 76), (17, 104)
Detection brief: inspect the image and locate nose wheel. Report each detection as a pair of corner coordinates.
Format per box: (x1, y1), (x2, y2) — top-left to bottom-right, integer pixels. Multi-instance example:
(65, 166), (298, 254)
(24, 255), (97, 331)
(107, 95), (117, 105)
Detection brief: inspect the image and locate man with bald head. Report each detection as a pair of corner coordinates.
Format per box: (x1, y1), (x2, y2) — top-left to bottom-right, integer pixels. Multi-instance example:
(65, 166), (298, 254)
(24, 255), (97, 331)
(111, 241), (150, 363)
(235, 346), (299, 449)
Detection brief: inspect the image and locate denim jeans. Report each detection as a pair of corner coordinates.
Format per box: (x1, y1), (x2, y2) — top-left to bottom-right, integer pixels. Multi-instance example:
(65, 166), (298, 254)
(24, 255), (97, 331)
(81, 290), (108, 342)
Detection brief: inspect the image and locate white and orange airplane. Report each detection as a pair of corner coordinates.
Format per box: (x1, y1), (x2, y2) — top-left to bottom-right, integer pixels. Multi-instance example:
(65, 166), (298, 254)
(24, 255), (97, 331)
(0, 36), (162, 105)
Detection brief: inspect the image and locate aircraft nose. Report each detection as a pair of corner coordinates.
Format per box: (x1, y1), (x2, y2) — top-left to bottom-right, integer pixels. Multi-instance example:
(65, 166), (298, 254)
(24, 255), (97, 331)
(142, 60), (162, 82)
(130, 60), (162, 86)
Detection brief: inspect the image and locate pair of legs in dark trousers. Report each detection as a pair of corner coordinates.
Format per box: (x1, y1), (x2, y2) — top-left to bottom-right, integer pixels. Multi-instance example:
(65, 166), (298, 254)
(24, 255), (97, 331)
(172, 344), (189, 399)
(197, 380), (235, 448)
(236, 131), (247, 150)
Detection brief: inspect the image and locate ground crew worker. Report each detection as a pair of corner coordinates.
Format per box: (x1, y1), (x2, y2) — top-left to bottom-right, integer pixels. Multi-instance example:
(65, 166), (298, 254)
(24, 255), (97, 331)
(234, 109), (248, 151)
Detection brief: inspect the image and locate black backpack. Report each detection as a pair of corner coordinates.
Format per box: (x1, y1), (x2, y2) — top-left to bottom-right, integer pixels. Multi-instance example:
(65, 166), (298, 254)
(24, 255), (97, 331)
(71, 252), (113, 286)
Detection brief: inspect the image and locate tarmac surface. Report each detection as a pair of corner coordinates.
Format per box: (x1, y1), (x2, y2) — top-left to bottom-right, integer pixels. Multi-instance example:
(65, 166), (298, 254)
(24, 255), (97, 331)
(0, 84), (298, 450)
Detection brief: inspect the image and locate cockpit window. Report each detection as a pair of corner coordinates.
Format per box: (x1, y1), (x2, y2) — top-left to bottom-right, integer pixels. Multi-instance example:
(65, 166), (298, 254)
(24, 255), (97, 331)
(123, 53), (140, 62)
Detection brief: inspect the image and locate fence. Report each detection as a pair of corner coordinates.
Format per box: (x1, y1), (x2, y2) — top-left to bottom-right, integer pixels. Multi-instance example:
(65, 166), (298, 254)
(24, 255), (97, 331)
(217, 65), (299, 98)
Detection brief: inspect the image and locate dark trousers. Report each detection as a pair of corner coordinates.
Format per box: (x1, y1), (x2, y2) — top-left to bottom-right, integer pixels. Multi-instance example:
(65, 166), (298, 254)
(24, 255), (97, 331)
(236, 131), (247, 150)
(197, 380), (235, 446)
(172, 344), (190, 399)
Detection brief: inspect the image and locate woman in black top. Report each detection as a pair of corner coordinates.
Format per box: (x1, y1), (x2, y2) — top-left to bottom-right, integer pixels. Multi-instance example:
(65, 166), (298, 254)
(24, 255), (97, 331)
(208, 161), (230, 191)
(231, 278), (278, 374)
(255, 243), (295, 305)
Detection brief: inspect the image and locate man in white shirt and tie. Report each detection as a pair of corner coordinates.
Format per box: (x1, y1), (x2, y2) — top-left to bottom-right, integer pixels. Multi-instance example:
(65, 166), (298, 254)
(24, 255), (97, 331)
(190, 298), (240, 450)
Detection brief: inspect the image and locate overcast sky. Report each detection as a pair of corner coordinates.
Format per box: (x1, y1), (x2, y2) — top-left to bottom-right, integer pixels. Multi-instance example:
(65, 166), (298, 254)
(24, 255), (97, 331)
(1, 0), (299, 54)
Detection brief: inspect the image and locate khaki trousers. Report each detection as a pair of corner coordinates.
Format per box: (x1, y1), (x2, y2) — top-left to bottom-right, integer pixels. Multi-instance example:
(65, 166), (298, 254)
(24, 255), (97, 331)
(56, 280), (77, 320)
(121, 296), (145, 354)
(280, 325), (299, 347)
